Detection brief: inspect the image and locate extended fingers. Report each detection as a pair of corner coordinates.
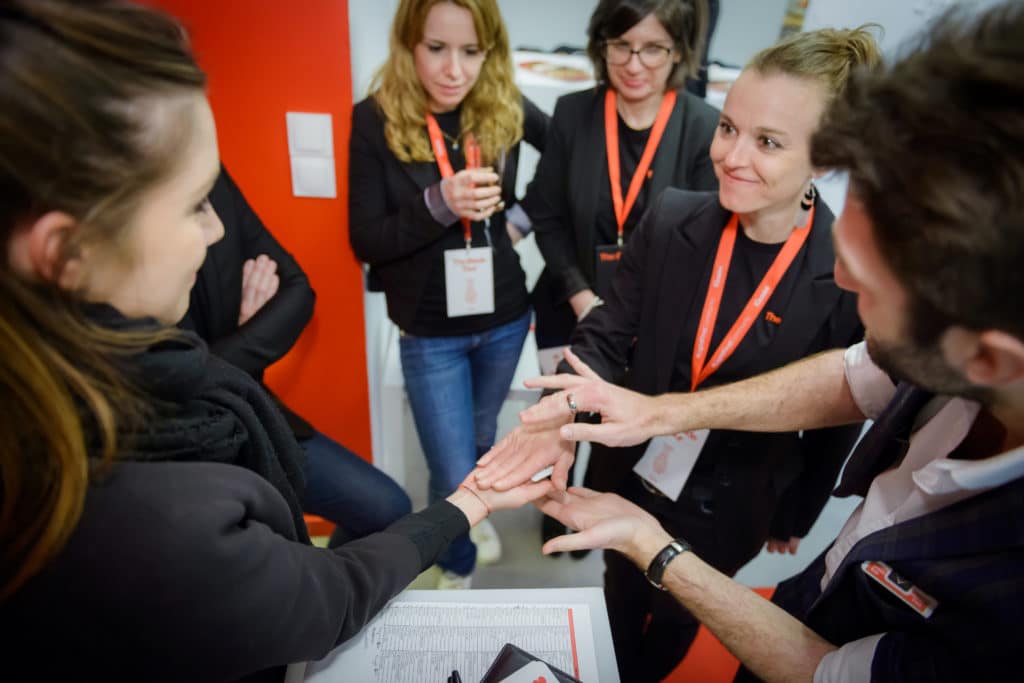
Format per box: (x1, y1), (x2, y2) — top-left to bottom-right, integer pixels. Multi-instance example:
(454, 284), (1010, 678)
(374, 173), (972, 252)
(550, 452), (574, 491)
(541, 528), (602, 556)
(519, 388), (580, 423)
(522, 373), (587, 391)
(563, 348), (601, 379)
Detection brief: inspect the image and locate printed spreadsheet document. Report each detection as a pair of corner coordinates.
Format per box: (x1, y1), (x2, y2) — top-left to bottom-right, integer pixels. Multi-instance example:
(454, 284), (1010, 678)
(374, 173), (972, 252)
(301, 594), (600, 682)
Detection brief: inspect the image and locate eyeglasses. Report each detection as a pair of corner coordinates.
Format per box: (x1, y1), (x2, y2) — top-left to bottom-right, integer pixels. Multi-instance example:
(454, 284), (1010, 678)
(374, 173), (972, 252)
(602, 40), (674, 68)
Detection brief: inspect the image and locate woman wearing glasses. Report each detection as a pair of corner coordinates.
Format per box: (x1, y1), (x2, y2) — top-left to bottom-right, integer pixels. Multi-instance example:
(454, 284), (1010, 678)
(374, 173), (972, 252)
(526, 0), (716, 353)
(348, 0), (547, 588)
(525, 0), (716, 545)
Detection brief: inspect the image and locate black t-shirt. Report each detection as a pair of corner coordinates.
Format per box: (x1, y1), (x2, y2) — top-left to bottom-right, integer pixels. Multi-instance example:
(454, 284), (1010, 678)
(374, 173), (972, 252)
(672, 223), (808, 391)
(412, 108), (529, 335)
(593, 115), (655, 249)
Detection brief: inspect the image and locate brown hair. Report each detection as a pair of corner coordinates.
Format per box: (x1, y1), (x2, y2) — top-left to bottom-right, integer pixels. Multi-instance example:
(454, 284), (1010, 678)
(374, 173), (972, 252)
(0, 0), (205, 598)
(372, 0), (522, 165)
(587, 0), (708, 90)
(811, 4), (1024, 345)
(748, 24), (882, 104)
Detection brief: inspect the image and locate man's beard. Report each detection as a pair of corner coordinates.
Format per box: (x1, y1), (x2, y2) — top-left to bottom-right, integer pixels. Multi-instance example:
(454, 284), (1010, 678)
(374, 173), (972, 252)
(866, 331), (993, 405)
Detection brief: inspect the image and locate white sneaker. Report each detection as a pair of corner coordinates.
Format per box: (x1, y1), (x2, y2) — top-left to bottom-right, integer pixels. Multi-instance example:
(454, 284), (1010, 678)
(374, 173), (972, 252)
(437, 570), (473, 590)
(470, 517), (502, 565)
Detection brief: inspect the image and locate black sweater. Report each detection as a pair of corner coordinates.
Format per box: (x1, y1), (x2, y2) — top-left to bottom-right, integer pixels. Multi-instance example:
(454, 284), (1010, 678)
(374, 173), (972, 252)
(4, 461), (468, 682)
(348, 96), (548, 335)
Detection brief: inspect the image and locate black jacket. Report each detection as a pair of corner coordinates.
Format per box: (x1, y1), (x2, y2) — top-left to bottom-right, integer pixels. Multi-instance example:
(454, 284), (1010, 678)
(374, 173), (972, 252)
(524, 86), (719, 343)
(740, 422), (1024, 682)
(571, 190), (864, 571)
(348, 96), (548, 333)
(183, 166), (316, 438)
(4, 460), (468, 682)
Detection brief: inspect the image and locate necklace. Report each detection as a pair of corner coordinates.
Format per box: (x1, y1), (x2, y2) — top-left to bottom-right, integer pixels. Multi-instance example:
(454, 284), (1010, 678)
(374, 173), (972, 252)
(440, 129), (460, 150)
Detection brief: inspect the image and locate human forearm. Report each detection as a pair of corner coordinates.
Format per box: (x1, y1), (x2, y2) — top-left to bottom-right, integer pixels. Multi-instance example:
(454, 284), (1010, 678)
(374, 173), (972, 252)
(656, 550), (835, 683)
(540, 487), (837, 682)
(648, 348), (862, 435)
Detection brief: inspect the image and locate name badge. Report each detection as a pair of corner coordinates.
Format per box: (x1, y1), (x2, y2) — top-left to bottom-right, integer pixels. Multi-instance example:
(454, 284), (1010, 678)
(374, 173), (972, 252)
(444, 246), (495, 317)
(632, 430), (710, 501)
(593, 244), (622, 298)
(861, 561), (939, 618)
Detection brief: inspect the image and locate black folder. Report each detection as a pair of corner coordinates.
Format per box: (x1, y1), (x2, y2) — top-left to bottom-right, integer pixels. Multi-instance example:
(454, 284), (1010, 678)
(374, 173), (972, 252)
(479, 643), (583, 683)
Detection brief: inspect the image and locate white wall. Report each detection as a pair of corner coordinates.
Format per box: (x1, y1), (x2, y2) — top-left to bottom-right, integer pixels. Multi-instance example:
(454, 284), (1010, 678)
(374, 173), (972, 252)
(708, 0), (790, 66)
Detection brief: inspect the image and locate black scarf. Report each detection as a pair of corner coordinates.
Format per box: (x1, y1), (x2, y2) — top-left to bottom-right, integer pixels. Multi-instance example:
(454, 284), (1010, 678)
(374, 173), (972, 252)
(89, 305), (311, 544)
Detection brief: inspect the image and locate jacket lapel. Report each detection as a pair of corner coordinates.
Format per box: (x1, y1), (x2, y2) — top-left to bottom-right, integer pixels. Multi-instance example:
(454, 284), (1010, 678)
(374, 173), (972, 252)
(648, 201), (728, 394)
(648, 88), (687, 199)
(571, 88), (608, 263)
(814, 474), (1024, 612)
(754, 203), (842, 364)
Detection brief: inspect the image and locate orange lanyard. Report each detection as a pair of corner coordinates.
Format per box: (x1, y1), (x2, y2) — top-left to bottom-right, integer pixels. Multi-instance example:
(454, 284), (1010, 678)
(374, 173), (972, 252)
(604, 89), (677, 245)
(690, 206), (815, 391)
(426, 113), (480, 245)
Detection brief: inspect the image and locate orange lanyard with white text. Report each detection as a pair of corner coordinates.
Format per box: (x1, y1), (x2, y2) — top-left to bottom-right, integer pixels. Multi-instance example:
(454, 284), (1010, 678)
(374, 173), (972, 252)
(690, 206), (815, 391)
(426, 113), (480, 246)
(604, 88), (677, 245)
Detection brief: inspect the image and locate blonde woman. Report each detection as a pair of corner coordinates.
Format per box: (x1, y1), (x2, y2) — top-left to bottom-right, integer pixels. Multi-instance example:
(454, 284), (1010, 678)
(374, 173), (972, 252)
(349, 0), (548, 587)
(479, 25), (883, 681)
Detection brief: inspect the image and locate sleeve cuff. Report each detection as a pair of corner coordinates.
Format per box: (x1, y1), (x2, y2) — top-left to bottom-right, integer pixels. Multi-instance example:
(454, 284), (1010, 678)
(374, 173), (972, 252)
(384, 500), (469, 570)
(560, 268), (590, 303)
(424, 181), (459, 227)
(843, 341), (897, 420)
(814, 633), (884, 683)
(505, 202), (532, 236)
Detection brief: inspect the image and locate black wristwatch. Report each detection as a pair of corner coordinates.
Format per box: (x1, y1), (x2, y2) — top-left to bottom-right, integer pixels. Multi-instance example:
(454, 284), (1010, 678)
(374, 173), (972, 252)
(645, 538), (691, 591)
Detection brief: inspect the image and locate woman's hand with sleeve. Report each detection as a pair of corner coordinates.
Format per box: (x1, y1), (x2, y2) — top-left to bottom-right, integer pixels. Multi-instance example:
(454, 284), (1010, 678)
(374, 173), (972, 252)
(440, 167), (502, 221)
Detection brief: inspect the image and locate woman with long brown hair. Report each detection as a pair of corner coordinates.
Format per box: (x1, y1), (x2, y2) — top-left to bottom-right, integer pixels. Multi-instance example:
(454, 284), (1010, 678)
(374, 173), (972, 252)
(0, 2), (549, 679)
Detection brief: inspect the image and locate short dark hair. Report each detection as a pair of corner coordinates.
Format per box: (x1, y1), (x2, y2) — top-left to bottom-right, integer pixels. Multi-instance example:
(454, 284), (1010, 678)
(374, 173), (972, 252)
(811, 3), (1024, 344)
(586, 0), (708, 90)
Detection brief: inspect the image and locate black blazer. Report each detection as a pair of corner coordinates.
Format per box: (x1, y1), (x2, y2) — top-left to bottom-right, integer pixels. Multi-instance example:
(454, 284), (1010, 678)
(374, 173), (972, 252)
(348, 96), (548, 332)
(752, 466), (1024, 682)
(183, 166), (316, 437)
(570, 190), (864, 571)
(524, 85), (720, 343)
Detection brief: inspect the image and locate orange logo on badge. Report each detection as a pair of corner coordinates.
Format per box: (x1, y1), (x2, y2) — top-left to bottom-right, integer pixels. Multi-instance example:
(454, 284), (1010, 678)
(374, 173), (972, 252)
(765, 311), (782, 325)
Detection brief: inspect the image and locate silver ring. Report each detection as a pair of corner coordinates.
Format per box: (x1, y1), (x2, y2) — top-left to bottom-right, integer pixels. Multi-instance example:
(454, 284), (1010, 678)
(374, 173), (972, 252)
(566, 392), (578, 415)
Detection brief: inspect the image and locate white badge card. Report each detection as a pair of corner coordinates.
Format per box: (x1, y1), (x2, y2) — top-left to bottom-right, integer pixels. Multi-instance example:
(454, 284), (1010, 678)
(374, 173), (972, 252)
(537, 345), (571, 376)
(632, 430), (710, 501)
(444, 246), (495, 317)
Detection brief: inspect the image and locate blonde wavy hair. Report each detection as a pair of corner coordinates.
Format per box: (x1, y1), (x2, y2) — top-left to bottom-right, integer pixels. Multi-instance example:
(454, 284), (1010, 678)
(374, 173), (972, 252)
(371, 0), (523, 165)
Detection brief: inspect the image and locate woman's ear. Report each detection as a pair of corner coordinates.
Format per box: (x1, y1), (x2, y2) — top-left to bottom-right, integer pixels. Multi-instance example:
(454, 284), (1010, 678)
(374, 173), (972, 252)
(8, 210), (81, 285)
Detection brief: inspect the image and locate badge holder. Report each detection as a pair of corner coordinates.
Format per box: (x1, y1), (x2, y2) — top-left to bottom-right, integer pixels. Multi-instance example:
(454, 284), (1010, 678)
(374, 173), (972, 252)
(441, 134), (495, 317)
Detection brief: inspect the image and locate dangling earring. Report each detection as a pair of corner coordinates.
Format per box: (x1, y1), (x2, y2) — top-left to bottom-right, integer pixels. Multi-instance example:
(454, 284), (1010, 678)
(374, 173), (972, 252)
(795, 182), (816, 226)
(800, 182), (816, 211)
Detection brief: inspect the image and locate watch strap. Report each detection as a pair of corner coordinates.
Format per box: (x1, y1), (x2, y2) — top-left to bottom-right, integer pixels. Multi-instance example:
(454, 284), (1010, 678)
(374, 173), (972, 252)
(645, 538), (691, 590)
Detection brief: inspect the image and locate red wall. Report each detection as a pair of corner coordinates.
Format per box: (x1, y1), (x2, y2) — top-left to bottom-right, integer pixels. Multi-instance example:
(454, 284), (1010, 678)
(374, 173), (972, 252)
(151, 1), (371, 458)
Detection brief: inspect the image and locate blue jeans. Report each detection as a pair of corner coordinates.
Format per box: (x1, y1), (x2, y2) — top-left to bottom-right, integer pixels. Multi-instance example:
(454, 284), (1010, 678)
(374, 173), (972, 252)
(399, 310), (531, 575)
(300, 430), (411, 545)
